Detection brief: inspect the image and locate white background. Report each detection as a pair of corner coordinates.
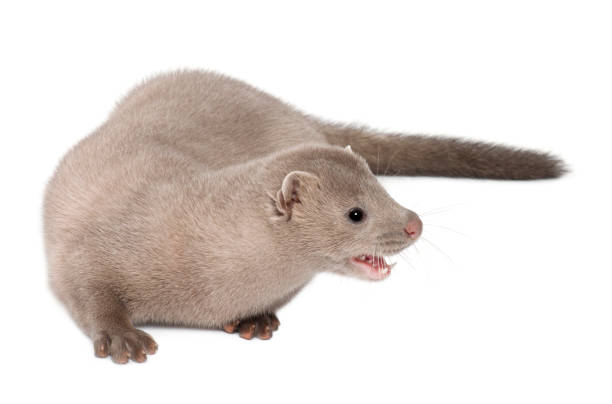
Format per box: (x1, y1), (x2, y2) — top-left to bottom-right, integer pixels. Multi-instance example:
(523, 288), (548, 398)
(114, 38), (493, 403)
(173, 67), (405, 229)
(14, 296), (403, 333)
(1, 1), (610, 403)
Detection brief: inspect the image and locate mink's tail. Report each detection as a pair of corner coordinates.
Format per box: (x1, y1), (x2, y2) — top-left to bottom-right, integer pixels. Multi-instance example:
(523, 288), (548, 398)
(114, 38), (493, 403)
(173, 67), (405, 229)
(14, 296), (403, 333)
(317, 121), (566, 180)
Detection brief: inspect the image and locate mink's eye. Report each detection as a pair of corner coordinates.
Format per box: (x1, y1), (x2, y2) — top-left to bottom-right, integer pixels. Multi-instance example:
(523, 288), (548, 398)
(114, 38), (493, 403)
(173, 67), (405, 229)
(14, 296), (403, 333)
(348, 207), (365, 222)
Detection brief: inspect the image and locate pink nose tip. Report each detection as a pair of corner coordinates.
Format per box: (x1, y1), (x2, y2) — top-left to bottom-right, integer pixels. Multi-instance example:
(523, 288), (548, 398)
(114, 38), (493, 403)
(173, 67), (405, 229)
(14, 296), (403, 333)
(404, 217), (423, 240)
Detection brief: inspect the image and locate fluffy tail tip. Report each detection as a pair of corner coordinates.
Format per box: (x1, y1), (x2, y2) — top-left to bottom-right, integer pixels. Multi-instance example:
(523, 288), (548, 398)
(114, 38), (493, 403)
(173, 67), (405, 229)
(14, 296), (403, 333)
(514, 150), (568, 180)
(533, 153), (569, 179)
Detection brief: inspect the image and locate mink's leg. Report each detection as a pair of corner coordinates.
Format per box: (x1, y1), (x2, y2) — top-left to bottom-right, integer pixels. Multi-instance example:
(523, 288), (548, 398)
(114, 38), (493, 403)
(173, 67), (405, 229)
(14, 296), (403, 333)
(68, 287), (158, 363)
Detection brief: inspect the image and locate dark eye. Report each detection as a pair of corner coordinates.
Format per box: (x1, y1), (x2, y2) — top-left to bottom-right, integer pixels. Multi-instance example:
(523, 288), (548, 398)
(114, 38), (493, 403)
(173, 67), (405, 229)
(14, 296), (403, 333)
(348, 207), (365, 222)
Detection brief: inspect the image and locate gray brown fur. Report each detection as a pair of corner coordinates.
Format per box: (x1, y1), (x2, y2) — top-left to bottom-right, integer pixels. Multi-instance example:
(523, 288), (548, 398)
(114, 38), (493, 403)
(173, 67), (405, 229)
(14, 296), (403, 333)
(317, 124), (565, 179)
(44, 70), (565, 363)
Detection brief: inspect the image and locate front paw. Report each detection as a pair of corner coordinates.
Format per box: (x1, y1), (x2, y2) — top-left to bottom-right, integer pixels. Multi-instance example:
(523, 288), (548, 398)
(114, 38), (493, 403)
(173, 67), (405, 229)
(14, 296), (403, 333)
(222, 313), (280, 340)
(93, 328), (158, 364)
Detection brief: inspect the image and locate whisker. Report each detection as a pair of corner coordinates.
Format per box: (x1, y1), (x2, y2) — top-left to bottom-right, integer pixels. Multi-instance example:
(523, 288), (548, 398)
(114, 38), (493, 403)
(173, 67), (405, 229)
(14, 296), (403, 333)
(382, 146), (402, 176)
(378, 240), (409, 248)
(399, 251), (418, 271)
(422, 222), (469, 238)
(373, 242), (378, 274)
(420, 237), (454, 264)
(418, 203), (465, 217)
(412, 242), (421, 256)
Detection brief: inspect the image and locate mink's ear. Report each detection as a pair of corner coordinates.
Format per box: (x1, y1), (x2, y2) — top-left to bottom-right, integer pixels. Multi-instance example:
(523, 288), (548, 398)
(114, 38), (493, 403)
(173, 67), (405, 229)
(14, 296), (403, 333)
(275, 171), (320, 220)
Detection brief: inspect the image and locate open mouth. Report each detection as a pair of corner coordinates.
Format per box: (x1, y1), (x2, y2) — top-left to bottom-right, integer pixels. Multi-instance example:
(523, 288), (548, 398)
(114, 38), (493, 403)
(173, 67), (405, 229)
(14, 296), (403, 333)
(350, 254), (396, 280)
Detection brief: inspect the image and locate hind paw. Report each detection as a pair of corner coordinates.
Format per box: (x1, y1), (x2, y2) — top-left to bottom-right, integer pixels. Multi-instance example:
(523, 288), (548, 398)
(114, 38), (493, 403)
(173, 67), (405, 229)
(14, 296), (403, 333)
(223, 313), (280, 340)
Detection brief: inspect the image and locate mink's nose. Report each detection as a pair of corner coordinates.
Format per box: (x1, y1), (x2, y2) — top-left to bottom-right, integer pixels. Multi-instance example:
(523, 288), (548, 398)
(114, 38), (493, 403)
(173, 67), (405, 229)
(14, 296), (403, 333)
(404, 217), (423, 240)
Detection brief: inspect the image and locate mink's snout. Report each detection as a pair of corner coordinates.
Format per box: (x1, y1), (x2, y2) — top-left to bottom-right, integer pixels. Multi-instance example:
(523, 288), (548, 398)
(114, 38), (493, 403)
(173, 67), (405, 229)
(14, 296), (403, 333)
(404, 216), (423, 240)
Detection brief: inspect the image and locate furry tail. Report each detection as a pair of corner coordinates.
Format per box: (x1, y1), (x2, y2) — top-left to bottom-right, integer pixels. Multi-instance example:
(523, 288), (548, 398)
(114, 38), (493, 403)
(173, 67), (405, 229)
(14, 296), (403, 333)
(317, 122), (566, 180)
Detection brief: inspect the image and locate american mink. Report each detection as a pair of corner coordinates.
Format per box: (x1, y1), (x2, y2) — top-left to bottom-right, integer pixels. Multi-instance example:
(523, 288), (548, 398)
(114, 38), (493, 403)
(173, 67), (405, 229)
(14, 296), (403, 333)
(43, 70), (565, 363)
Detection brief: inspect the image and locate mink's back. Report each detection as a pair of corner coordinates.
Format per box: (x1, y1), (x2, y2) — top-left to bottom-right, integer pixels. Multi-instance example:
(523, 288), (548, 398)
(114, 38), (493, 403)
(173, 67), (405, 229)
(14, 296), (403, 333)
(44, 70), (326, 256)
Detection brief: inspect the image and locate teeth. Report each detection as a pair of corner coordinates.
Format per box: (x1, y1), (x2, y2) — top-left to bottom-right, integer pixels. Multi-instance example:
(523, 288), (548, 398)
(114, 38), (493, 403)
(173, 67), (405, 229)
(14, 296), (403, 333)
(357, 254), (374, 262)
(354, 254), (397, 276)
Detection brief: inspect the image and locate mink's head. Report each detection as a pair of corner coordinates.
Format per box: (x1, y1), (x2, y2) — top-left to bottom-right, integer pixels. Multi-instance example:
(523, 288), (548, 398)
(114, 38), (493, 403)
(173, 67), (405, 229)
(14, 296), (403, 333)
(270, 145), (422, 281)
